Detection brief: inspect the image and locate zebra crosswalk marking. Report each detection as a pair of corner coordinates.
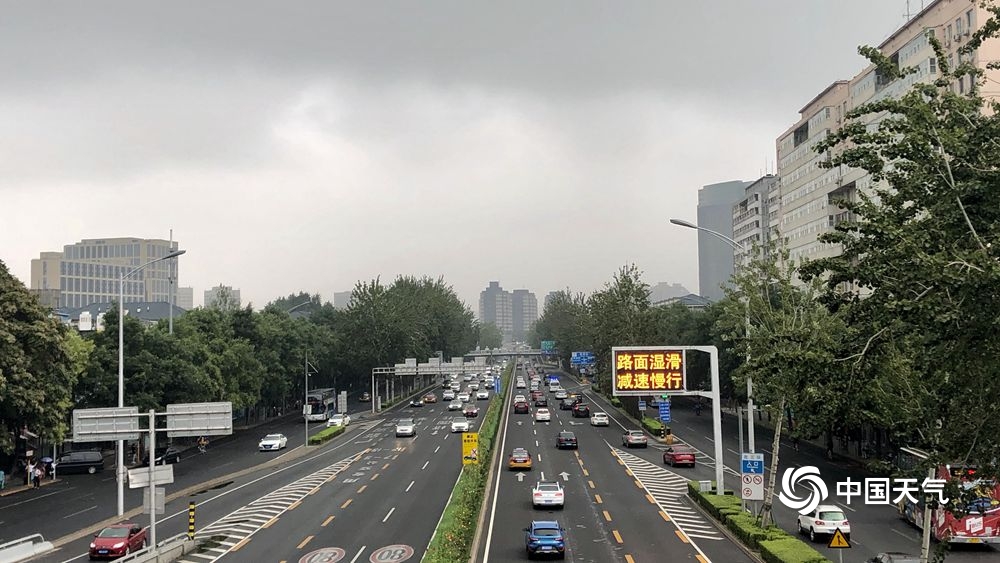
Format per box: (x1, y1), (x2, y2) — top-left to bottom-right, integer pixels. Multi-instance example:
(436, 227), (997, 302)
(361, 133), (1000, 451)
(612, 448), (723, 542)
(176, 451), (365, 562)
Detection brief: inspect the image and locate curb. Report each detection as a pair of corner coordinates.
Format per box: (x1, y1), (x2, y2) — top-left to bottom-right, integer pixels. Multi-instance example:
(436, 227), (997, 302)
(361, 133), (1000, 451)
(467, 366), (513, 561)
(686, 491), (766, 563)
(0, 478), (62, 497)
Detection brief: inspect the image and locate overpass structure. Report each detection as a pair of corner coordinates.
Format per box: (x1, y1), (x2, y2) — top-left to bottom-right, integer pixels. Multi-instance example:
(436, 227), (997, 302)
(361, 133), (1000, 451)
(464, 348), (549, 358)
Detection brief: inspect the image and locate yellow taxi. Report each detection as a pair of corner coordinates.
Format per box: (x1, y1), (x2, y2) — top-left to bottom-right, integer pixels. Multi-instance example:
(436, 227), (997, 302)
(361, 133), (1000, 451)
(508, 447), (533, 470)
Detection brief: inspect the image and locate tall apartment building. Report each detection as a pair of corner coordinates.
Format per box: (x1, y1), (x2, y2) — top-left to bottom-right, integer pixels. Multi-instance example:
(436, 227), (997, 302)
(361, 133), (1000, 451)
(204, 285), (242, 309)
(176, 287), (194, 310)
(696, 180), (752, 301)
(478, 281), (513, 343)
(510, 289), (538, 343)
(30, 238), (180, 309)
(777, 0), (999, 270)
(543, 291), (561, 312)
(732, 175), (780, 268)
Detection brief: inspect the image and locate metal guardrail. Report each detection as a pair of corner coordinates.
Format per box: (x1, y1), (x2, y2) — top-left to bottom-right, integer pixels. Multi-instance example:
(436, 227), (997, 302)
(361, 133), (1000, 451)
(112, 533), (189, 563)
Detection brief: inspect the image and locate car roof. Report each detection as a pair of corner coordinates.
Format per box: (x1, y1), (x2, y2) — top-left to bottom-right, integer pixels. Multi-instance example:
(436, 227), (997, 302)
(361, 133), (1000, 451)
(397, 419), (414, 424)
(592, 412), (607, 416)
(628, 429), (644, 434)
(814, 504), (842, 511)
(530, 520), (560, 528)
(559, 431), (575, 436)
(264, 434), (283, 438)
(513, 447), (528, 453)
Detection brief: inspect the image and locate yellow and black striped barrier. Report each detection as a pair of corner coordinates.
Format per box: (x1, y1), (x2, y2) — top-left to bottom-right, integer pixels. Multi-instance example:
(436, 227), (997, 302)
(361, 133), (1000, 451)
(188, 502), (196, 539)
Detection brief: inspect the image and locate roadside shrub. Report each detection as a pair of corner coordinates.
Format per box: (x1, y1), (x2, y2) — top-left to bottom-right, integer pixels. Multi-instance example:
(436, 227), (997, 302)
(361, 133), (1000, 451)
(641, 418), (664, 433)
(307, 425), (345, 445)
(759, 538), (829, 563)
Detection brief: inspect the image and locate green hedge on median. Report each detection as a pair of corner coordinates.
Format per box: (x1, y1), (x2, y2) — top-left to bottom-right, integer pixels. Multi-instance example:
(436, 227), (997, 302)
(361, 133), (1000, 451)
(641, 417), (664, 433)
(687, 481), (830, 563)
(423, 363), (513, 563)
(307, 425), (346, 445)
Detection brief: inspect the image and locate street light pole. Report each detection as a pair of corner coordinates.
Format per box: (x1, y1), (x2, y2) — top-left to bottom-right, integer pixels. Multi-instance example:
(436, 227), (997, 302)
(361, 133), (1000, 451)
(117, 249), (186, 516)
(670, 218), (757, 452)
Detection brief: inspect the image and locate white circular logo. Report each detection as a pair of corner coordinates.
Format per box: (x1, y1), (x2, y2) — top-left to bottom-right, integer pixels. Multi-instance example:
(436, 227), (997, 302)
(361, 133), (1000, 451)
(778, 465), (829, 515)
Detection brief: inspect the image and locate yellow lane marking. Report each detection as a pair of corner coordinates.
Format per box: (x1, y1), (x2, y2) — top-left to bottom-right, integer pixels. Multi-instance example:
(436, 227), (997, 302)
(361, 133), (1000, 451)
(262, 517), (278, 528)
(588, 480), (596, 489)
(696, 555), (709, 563)
(321, 516), (335, 527)
(675, 530), (690, 544)
(659, 511), (670, 522)
(287, 500), (302, 511)
(308, 486), (320, 495)
(634, 480), (643, 489)
(232, 537), (250, 551)
(646, 494), (656, 504)
(382, 463), (390, 470)
(583, 469), (590, 476)
(357, 485), (367, 493)
(617, 459), (625, 466)
(612, 530), (623, 544)
(602, 510), (612, 522)
(392, 454), (400, 459)
(341, 499), (353, 509)
(297, 535), (314, 549)
(594, 494), (603, 504)
(370, 473), (380, 480)
(625, 556), (636, 563)
(626, 469), (633, 476)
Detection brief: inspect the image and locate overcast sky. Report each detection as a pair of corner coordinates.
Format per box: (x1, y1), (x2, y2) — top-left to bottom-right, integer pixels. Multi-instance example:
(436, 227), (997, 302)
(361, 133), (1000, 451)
(1, 1), (908, 309)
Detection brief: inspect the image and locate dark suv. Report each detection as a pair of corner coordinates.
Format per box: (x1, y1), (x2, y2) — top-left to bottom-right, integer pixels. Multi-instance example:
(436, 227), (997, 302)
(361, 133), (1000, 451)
(54, 450), (105, 474)
(559, 398), (575, 410)
(571, 403), (591, 418)
(556, 431), (578, 449)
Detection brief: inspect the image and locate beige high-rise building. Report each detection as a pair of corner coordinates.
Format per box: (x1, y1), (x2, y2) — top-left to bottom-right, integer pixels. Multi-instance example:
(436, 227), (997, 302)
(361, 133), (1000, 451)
(176, 287), (195, 310)
(776, 0), (999, 272)
(30, 238), (180, 309)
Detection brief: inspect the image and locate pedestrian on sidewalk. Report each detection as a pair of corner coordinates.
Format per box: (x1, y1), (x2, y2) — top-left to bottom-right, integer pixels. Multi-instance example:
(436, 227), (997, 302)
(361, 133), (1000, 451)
(25, 460), (34, 487)
(32, 464), (42, 489)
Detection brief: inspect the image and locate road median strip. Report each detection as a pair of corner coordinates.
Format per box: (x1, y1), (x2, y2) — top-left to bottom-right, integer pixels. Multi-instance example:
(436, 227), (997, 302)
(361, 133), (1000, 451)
(687, 481), (831, 563)
(423, 363), (513, 563)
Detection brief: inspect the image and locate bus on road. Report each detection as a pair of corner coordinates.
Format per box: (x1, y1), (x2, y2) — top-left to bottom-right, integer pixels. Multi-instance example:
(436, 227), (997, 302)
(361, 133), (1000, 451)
(305, 388), (336, 422)
(898, 463), (1000, 544)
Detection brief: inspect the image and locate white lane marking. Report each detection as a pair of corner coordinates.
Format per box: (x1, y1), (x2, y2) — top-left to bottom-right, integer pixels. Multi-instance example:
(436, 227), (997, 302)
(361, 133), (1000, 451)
(63, 505), (97, 519)
(540, 472), (545, 481)
(483, 364), (517, 563)
(837, 502), (857, 513)
(537, 453), (542, 462)
(406, 480), (415, 492)
(535, 440), (539, 447)
(349, 545), (366, 563)
(421, 461), (429, 470)
(703, 436), (714, 442)
(727, 448), (740, 455)
(3, 490), (63, 508)
(382, 507), (396, 523)
(434, 446), (441, 453)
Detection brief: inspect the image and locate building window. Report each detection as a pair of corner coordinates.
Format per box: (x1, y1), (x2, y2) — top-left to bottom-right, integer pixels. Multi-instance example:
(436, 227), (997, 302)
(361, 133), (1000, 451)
(947, 24), (953, 44)
(956, 18), (964, 37)
(960, 76), (965, 94)
(929, 57), (937, 74)
(968, 10), (974, 31)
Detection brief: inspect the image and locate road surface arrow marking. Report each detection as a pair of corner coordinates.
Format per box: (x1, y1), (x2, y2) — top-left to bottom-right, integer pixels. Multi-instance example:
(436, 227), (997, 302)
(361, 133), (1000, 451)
(560, 472), (570, 481)
(517, 472), (525, 482)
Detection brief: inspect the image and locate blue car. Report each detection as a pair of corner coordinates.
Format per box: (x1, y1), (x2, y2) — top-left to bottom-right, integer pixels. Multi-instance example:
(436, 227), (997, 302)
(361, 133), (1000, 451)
(523, 520), (566, 559)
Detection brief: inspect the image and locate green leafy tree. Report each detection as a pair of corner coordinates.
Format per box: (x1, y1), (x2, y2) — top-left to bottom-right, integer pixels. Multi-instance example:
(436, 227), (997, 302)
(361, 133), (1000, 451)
(0, 260), (77, 454)
(477, 322), (503, 349)
(801, 12), (1000, 469)
(532, 289), (592, 368)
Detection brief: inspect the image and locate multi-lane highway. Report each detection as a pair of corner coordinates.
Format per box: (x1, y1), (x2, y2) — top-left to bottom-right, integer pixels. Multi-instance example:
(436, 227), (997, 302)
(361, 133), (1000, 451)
(479, 363), (753, 563)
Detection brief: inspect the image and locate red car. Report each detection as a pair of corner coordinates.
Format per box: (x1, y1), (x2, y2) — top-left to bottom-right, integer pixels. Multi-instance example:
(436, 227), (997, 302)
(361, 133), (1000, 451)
(89, 523), (146, 559)
(514, 401), (531, 414)
(663, 446), (696, 467)
(463, 404), (480, 418)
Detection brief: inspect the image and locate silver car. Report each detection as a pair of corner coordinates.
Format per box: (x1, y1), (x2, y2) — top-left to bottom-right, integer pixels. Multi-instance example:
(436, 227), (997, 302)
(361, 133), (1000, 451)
(531, 481), (565, 508)
(395, 418), (416, 437)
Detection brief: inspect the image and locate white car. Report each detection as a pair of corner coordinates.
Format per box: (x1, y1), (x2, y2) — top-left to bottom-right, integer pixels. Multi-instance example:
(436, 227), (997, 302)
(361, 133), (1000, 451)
(258, 433), (288, 451)
(532, 481), (565, 508)
(327, 413), (351, 427)
(797, 504), (850, 543)
(514, 394), (527, 403)
(448, 400), (464, 411)
(451, 418), (471, 433)
(516, 379), (527, 389)
(553, 390), (568, 400)
(395, 418), (416, 437)
(443, 390), (456, 401)
(534, 408), (551, 422)
(458, 392), (471, 402)
(469, 381), (480, 391)
(590, 412), (609, 426)
(476, 390), (489, 400)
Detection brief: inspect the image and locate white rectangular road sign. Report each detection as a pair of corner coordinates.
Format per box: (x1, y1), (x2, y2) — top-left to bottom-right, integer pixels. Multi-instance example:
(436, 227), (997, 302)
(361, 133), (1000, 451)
(128, 465), (174, 489)
(72, 407), (140, 443)
(142, 487), (166, 515)
(166, 402), (233, 438)
(741, 453), (765, 501)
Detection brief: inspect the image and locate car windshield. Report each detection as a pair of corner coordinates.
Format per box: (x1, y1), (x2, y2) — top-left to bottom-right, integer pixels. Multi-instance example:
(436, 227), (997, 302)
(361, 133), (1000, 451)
(559, 432), (575, 439)
(398, 419), (414, 426)
(98, 527), (130, 538)
(818, 510), (846, 521)
(264, 434), (282, 440)
(330, 415), (343, 421)
(537, 483), (560, 492)
(453, 418), (466, 424)
(532, 528), (560, 537)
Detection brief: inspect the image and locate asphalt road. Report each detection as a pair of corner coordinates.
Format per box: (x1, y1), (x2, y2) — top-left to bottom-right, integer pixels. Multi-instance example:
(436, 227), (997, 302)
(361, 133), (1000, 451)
(198, 380), (498, 562)
(0, 396), (374, 548)
(478, 365), (754, 563)
(559, 374), (999, 563)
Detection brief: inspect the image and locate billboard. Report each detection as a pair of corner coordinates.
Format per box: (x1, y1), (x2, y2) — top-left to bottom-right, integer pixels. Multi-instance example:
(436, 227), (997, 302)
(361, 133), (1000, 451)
(540, 341), (556, 353)
(611, 347), (686, 396)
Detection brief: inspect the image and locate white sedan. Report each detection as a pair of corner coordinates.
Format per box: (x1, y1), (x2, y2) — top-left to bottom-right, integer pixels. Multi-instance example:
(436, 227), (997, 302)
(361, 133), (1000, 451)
(534, 408), (551, 422)
(258, 433), (288, 451)
(476, 390), (489, 400)
(326, 413), (351, 427)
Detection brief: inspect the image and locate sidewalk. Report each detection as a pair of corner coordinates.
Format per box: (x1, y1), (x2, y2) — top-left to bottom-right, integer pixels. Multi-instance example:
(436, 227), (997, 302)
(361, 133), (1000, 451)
(0, 477), (61, 497)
